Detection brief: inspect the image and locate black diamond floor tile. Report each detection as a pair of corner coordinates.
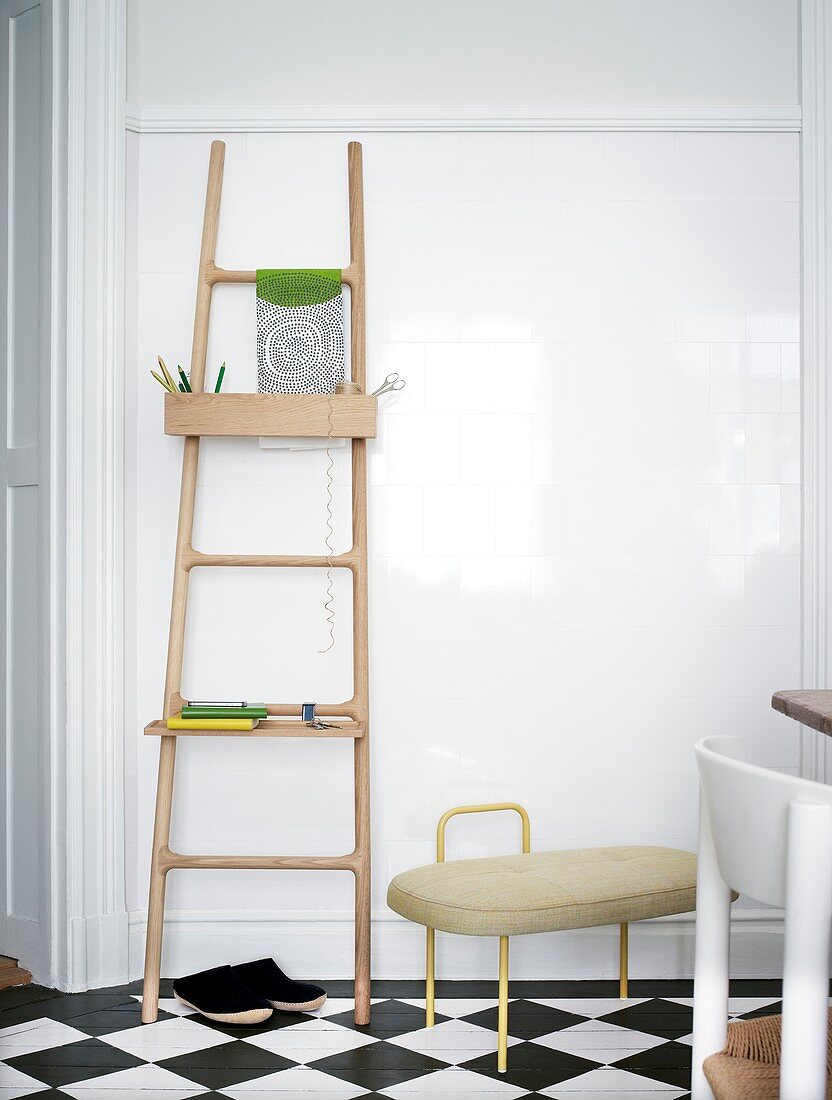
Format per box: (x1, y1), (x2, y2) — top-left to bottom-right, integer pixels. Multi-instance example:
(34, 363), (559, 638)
(0, 984), (62, 1011)
(463, 1039), (600, 1090)
(312, 1037), (448, 1091)
(616, 1039), (694, 1088)
(738, 999), (783, 1020)
(461, 1000), (587, 1038)
(598, 996), (693, 1038)
(28, 991), (139, 1023)
(157, 1037), (297, 1088)
(327, 997), (450, 1038)
(63, 1001), (175, 1034)
(4, 1035), (146, 1087)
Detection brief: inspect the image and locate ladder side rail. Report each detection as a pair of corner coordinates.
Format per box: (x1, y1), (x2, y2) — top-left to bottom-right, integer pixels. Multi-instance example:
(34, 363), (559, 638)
(142, 139), (226, 1024)
(348, 141), (372, 1026)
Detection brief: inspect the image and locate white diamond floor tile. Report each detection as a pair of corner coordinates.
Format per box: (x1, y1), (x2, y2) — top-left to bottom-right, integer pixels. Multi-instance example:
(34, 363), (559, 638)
(242, 1017), (379, 1058)
(311, 997), (386, 1018)
(219, 1066), (371, 1096)
(379, 1066), (530, 1097)
(528, 998), (649, 1018)
(0, 1017), (88, 1058)
(386, 1018), (522, 1064)
(98, 1014), (233, 1058)
(531, 1020), (668, 1063)
(663, 995), (780, 1015)
(59, 1063), (207, 1098)
(727, 997), (781, 1015)
(538, 1067), (689, 1097)
(0, 1063), (51, 1096)
(131, 995), (197, 1017)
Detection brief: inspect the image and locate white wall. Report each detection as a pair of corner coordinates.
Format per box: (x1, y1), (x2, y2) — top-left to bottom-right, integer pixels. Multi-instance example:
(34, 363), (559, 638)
(126, 0), (798, 108)
(125, 127), (801, 979)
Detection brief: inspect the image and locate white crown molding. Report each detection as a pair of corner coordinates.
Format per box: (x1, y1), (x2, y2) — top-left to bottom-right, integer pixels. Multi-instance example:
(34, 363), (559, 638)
(124, 103), (802, 134)
(800, 0), (832, 783)
(60, 0), (128, 990)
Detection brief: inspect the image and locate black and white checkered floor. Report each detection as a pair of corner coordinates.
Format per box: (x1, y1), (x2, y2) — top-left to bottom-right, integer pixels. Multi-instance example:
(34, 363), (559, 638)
(0, 978), (785, 1098)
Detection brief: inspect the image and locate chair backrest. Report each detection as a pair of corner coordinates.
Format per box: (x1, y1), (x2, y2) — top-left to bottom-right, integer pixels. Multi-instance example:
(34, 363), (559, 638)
(695, 735), (832, 907)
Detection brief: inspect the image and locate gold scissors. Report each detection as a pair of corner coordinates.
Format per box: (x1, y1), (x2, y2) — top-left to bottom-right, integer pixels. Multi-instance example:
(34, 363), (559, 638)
(371, 372), (406, 397)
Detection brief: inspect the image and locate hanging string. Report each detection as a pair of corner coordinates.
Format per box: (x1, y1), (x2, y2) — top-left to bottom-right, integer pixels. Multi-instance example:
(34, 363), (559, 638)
(319, 393), (336, 653)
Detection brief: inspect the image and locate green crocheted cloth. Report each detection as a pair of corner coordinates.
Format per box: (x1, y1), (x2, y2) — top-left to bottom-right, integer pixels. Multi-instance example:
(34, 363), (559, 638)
(256, 269), (342, 307)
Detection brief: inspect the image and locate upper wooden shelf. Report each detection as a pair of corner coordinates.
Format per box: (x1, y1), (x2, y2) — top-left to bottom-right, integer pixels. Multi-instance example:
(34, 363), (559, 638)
(771, 689), (832, 737)
(164, 393), (377, 438)
(145, 718), (365, 738)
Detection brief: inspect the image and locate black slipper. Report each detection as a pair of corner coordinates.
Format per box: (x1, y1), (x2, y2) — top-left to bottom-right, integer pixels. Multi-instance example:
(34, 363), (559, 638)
(233, 958), (327, 1012)
(172, 964), (273, 1025)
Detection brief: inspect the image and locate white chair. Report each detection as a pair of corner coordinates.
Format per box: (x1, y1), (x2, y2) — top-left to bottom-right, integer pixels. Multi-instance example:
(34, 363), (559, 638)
(691, 735), (832, 1100)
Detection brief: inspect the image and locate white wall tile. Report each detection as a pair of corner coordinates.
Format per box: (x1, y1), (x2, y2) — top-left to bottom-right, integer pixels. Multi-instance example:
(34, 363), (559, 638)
(710, 485), (782, 555)
(127, 132), (800, 975)
(389, 272), (461, 342)
(532, 133), (604, 200)
(460, 133), (534, 200)
(780, 343), (799, 413)
(461, 273), (534, 343)
(604, 133), (675, 199)
(387, 414), (459, 485)
(424, 344), (497, 413)
(711, 344), (782, 413)
(747, 133), (800, 201)
(675, 133), (747, 200)
(460, 414), (532, 485)
(674, 272), (746, 342)
(745, 414), (801, 484)
(424, 485), (496, 556)
(747, 272), (800, 342)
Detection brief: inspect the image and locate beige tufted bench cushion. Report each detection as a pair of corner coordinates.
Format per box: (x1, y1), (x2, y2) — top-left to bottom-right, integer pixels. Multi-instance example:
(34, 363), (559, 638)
(387, 845), (697, 937)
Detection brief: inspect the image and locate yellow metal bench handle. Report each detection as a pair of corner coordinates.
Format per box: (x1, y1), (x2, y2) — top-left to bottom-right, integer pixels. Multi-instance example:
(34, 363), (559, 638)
(436, 802), (531, 862)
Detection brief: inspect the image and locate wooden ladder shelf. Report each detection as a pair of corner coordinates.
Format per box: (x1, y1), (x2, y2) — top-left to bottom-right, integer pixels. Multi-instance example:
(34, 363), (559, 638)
(141, 140), (372, 1026)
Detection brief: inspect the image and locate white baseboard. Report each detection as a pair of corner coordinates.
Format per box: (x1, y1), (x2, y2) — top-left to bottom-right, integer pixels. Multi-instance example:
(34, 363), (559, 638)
(69, 912), (130, 992)
(127, 908), (784, 983)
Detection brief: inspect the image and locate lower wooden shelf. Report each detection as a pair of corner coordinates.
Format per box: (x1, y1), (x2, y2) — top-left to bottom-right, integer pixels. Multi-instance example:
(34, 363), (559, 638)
(144, 719), (364, 738)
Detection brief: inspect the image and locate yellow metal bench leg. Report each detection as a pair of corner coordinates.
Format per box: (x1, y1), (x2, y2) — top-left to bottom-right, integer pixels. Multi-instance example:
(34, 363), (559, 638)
(619, 922), (629, 999)
(498, 935), (509, 1072)
(426, 927), (435, 1027)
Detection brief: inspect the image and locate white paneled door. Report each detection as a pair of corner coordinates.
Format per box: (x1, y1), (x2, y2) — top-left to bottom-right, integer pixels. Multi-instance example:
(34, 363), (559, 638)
(0, 0), (53, 978)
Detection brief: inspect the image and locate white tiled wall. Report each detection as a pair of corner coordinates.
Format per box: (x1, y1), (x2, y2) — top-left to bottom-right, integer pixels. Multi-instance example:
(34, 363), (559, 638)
(125, 130), (800, 977)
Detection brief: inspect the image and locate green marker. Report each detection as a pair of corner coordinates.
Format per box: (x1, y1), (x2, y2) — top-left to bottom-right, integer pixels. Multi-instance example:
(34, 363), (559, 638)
(214, 362), (226, 393)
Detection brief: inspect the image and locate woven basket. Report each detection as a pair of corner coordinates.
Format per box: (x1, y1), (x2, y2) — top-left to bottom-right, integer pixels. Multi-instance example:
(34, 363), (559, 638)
(703, 1011), (832, 1099)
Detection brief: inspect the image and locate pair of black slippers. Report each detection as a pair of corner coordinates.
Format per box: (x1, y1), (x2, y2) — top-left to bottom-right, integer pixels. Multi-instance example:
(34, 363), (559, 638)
(173, 958), (326, 1025)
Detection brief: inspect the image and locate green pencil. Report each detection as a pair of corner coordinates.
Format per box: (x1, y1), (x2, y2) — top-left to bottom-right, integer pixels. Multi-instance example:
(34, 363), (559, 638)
(214, 362), (226, 393)
(177, 366), (192, 393)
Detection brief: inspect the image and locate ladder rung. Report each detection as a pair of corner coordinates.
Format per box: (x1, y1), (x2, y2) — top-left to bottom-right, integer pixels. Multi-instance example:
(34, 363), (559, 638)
(185, 550), (358, 570)
(161, 851), (358, 872)
(205, 262), (360, 289)
(169, 695), (361, 720)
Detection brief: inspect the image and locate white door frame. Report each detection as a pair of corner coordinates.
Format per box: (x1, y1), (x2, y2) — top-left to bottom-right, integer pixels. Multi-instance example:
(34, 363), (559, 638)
(51, 0), (127, 990)
(800, 0), (832, 783)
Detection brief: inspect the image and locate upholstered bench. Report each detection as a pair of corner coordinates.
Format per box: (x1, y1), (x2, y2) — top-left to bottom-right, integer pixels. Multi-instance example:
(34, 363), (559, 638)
(387, 803), (697, 1072)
